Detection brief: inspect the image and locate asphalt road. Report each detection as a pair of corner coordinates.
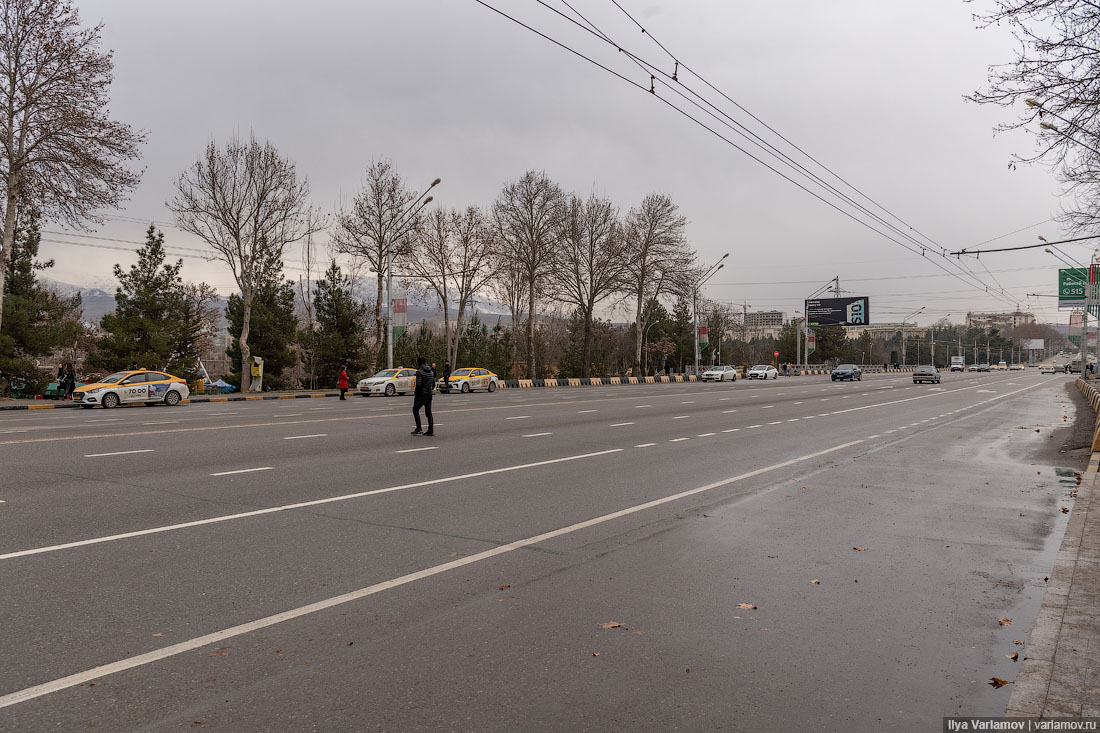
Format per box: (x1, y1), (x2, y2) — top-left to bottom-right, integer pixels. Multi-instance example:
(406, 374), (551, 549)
(0, 369), (1084, 731)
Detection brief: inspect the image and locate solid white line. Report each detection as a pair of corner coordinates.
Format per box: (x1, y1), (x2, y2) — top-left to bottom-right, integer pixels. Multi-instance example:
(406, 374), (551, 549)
(670, 437), (689, 442)
(210, 467), (274, 476)
(609, 422), (634, 427)
(522, 433), (552, 438)
(0, 440), (863, 710)
(506, 415), (532, 420)
(83, 449), (155, 458)
(634, 443), (656, 448)
(0, 448), (624, 562)
(396, 446), (438, 453)
(283, 434), (327, 440)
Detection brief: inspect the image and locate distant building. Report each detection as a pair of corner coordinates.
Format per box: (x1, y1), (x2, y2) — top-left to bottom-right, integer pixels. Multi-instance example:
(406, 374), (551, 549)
(966, 311), (1035, 331)
(744, 310), (785, 329)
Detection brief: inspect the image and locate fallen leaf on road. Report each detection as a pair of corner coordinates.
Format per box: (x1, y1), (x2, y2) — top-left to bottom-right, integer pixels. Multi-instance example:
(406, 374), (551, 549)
(737, 603), (757, 610)
(207, 651), (228, 657)
(499, 584), (511, 591)
(1062, 507), (1070, 513)
(800, 487), (807, 491)
(1013, 640), (1024, 645)
(759, 628), (771, 631)
(448, 552), (464, 557)
(988, 677), (1009, 689)
(191, 723), (204, 728)
(1020, 513), (1026, 517)
(853, 546), (866, 551)
(300, 660), (310, 665)
(810, 579), (820, 584)
(1075, 474), (1083, 484)
(597, 621), (623, 629)
(497, 594), (516, 601)
(1020, 490), (1030, 493)
(152, 633), (163, 637)
(632, 631), (645, 635)
(998, 618), (1013, 626)
(686, 668), (692, 673)
(1007, 651), (1019, 662)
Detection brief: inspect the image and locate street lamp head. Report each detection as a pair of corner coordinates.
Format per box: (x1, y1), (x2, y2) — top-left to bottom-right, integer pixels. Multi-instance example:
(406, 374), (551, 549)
(1038, 235), (1047, 242)
(1025, 98), (1041, 108)
(431, 178), (441, 187)
(424, 196), (433, 205)
(1045, 248), (1052, 254)
(1040, 121), (1059, 131)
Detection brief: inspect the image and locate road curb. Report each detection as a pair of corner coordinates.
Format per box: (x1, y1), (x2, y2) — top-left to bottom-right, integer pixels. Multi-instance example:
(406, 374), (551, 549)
(1006, 380), (1100, 717)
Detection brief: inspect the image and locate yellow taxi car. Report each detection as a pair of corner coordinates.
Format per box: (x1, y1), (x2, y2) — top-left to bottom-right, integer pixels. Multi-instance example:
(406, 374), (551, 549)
(357, 367), (420, 397)
(73, 369), (191, 408)
(437, 367), (499, 393)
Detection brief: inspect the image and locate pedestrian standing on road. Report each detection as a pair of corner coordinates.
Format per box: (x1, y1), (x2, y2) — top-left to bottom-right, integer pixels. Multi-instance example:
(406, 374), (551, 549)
(56, 363), (64, 397)
(64, 364), (76, 400)
(338, 364), (349, 400)
(410, 356), (435, 436)
(442, 361), (452, 394)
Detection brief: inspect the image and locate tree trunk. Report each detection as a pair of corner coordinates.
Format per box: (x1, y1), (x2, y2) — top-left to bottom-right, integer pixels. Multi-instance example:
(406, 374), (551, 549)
(451, 299), (467, 368)
(442, 293), (451, 370)
(0, 181), (19, 337)
(632, 288), (645, 373)
(370, 272), (384, 374)
(582, 308), (594, 378)
(527, 286), (536, 379)
(240, 289), (254, 392)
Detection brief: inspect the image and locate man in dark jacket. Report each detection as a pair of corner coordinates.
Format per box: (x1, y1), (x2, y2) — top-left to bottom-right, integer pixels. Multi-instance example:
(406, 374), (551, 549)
(442, 361), (452, 394)
(411, 356), (435, 436)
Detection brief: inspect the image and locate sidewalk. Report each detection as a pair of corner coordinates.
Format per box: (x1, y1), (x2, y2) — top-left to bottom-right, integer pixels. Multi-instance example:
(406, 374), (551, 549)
(1006, 437), (1100, 716)
(0, 391), (340, 410)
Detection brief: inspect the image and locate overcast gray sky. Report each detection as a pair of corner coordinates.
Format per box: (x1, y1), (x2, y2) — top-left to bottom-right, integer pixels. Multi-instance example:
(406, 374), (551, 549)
(49, 0), (1075, 326)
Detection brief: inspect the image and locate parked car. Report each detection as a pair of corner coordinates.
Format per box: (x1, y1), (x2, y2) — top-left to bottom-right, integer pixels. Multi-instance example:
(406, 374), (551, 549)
(358, 367), (423, 397)
(437, 367), (499, 393)
(44, 379), (86, 399)
(72, 369), (190, 408)
(746, 365), (778, 380)
(700, 365), (737, 382)
(912, 365), (941, 384)
(830, 364), (862, 381)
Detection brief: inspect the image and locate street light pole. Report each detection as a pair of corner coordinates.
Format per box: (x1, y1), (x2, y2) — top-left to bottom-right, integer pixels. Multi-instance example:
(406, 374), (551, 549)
(901, 307), (924, 365)
(385, 178), (440, 369)
(693, 254), (728, 376)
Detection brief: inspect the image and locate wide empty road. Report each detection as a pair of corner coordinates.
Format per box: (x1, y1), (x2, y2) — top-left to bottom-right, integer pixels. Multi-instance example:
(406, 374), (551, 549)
(0, 370), (1082, 730)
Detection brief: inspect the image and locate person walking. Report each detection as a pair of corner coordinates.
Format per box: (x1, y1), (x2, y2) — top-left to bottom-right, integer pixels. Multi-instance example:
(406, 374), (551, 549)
(64, 364), (76, 400)
(338, 365), (349, 400)
(442, 361), (452, 394)
(56, 363), (65, 398)
(411, 356), (435, 436)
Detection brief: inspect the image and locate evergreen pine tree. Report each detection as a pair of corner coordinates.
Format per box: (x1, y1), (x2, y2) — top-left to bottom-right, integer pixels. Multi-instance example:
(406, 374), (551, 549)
(313, 261), (368, 383)
(226, 272), (299, 387)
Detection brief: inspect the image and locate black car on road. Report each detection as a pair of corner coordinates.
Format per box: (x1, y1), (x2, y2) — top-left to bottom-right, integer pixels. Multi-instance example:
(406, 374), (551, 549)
(831, 364), (862, 381)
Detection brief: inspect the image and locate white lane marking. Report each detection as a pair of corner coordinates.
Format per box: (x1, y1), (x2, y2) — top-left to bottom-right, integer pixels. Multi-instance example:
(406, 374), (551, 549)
(0, 441), (864, 710)
(609, 422), (634, 427)
(746, 424), (762, 429)
(396, 446), (438, 453)
(820, 398), (829, 401)
(977, 390), (996, 393)
(722, 428), (740, 433)
(522, 433), (552, 438)
(0, 429), (27, 434)
(1, 449), (624, 561)
(697, 433), (716, 437)
(866, 434), (881, 439)
(283, 434), (327, 440)
(719, 397), (730, 401)
(578, 410), (597, 413)
(861, 393), (869, 396)
(804, 416), (815, 419)
(210, 467), (274, 476)
(681, 401), (695, 404)
(673, 415), (690, 420)
(885, 429), (896, 434)
(273, 413), (303, 418)
(83, 449), (155, 458)
(670, 437), (689, 442)
(762, 405), (774, 409)
(635, 405), (652, 408)
(142, 421), (179, 425)
(787, 418), (800, 422)
(722, 409), (737, 413)
(86, 418), (120, 423)
(634, 443), (656, 448)
(506, 415), (532, 420)
(767, 421), (783, 425)
(842, 396), (851, 399)
(793, 401), (803, 405)
(818, 413), (830, 417)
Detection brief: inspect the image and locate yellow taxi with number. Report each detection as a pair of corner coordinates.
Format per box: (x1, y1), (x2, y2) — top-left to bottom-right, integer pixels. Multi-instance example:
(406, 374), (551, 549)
(438, 367), (499, 393)
(72, 369), (190, 409)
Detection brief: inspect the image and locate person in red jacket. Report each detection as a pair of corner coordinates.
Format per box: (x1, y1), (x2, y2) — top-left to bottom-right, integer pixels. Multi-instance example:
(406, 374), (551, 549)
(338, 365), (349, 400)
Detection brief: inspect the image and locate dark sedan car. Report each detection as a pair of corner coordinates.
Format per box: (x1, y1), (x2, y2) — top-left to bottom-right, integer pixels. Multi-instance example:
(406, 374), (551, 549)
(831, 363), (862, 381)
(913, 365), (941, 384)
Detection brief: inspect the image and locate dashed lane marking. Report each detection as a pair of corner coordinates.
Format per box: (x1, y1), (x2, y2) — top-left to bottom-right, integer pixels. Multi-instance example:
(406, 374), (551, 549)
(283, 434), (327, 440)
(83, 449), (155, 458)
(673, 415), (690, 420)
(697, 433), (716, 437)
(609, 422), (634, 427)
(634, 443), (656, 448)
(396, 447), (438, 453)
(506, 416), (532, 420)
(722, 428), (740, 433)
(747, 424), (762, 429)
(670, 437), (689, 442)
(767, 421), (783, 425)
(210, 467), (274, 476)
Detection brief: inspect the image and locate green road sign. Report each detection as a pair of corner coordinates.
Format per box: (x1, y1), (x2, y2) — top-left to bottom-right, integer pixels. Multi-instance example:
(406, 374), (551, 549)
(1059, 268), (1088, 308)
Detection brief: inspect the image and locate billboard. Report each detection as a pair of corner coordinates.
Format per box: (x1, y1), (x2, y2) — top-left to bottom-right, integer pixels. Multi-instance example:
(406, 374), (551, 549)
(1059, 268), (1087, 308)
(1024, 339), (1045, 350)
(805, 297), (870, 327)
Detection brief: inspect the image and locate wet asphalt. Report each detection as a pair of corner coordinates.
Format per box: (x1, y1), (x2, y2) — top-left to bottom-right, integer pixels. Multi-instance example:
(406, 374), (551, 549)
(0, 370), (1086, 731)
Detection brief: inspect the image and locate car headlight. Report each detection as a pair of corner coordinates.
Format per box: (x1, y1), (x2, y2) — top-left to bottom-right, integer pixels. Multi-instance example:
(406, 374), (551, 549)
(87, 387), (105, 394)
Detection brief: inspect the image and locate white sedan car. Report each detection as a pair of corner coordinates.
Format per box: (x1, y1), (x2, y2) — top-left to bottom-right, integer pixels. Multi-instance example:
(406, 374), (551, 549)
(746, 364), (778, 380)
(357, 367), (420, 397)
(700, 365), (737, 382)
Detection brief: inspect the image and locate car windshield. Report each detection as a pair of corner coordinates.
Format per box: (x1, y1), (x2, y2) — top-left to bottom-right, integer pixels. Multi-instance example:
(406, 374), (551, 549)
(751, 365), (769, 370)
(916, 365), (934, 370)
(836, 364), (856, 369)
(101, 371), (131, 384)
(373, 370), (399, 378)
(451, 369), (475, 377)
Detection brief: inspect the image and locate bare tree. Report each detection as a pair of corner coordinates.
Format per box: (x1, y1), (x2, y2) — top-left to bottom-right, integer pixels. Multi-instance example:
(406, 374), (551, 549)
(485, 246), (527, 378)
(493, 170), (565, 379)
(403, 206), (497, 367)
(0, 0), (145, 335)
(169, 134), (318, 391)
(296, 216), (325, 389)
(623, 194), (693, 373)
(332, 160), (424, 373)
(183, 281), (221, 362)
(547, 192), (630, 378)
